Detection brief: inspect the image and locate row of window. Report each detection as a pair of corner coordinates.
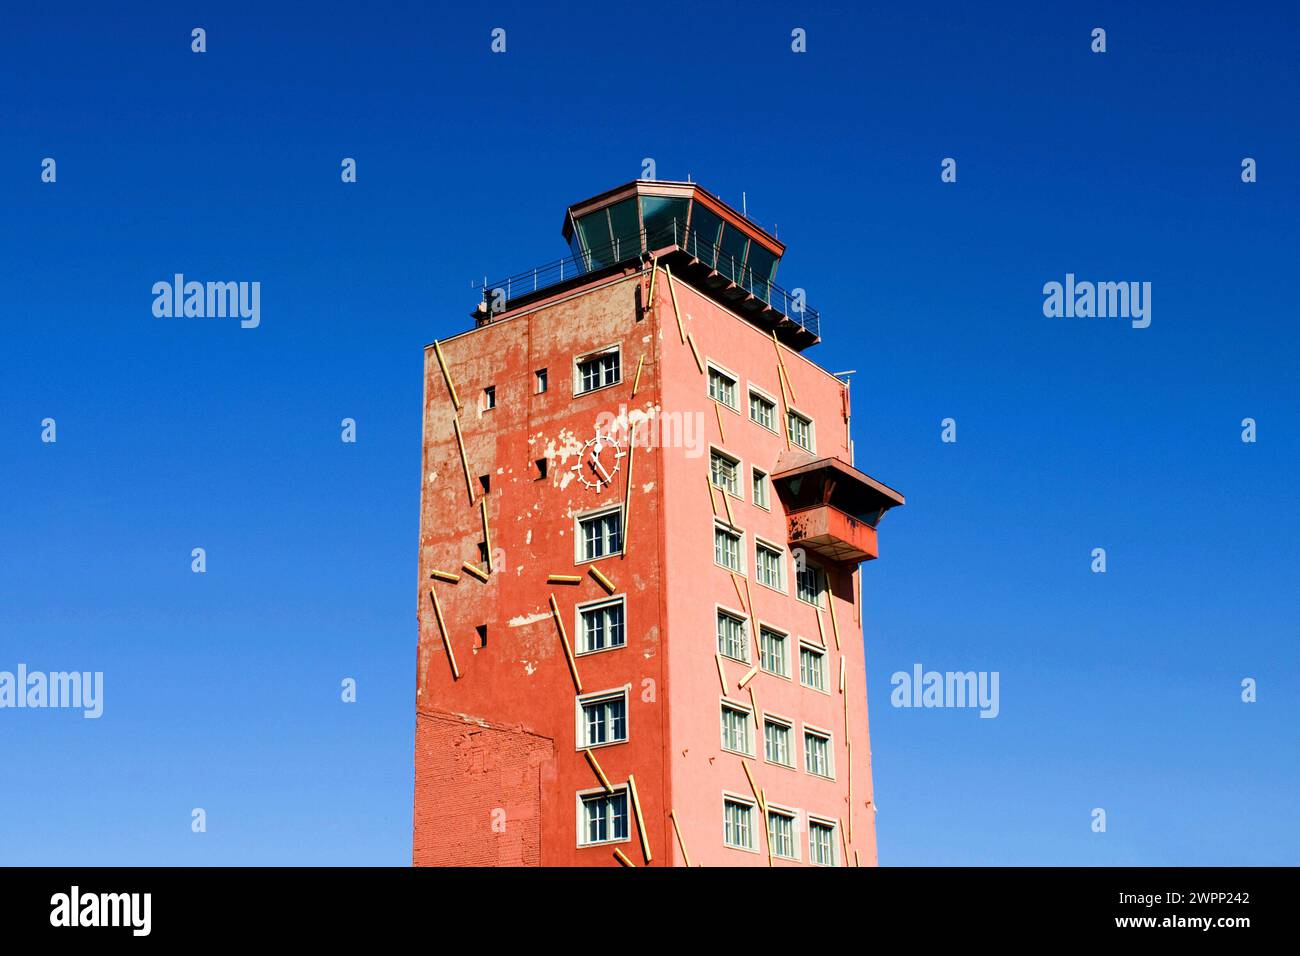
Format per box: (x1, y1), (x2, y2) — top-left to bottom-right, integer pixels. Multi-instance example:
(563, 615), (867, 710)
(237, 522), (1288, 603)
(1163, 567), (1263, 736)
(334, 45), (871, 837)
(484, 349), (816, 446)
(712, 519), (828, 602)
(479, 345), (622, 413)
(721, 699), (835, 777)
(725, 797), (839, 864)
(480, 351), (815, 469)
(707, 361), (814, 453)
(569, 550), (827, 672)
(578, 788), (839, 865)
(576, 692), (834, 782)
(717, 609), (832, 689)
(575, 500), (830, 609)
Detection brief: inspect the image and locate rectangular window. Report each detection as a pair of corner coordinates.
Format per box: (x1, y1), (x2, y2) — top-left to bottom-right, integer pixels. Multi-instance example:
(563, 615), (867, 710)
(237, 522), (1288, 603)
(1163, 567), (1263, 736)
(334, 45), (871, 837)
(535, 368), (548, 393)
(759, 627), (788, 677)
(764, 717), (792, 767)
(576, 348), (621, 395)
(767, 809), (797, 860)
(755, 542), (784, 590)
(716, 609), (748, 663)
(809, 819), (837, 866)
(707, 365), (738, 410)
(579, 691), (628, 747)
(579, 789), (629, 846)
(714, 522), (742, 572)
(752, 467), (769, 509)
(800, 644), (827, 691)
(796, 564), (826, 607)
(577, 508), (623, 562)
(578, 597), (625, 654)
(749, 390), (776, 431)
(709, 449), (740, 496)
(723, 798), (756, 851)
(804, 729), (832, 778)
(787, 409), (813, 451)
(483, 385), (496, 410)
(720, 703), (753, 755)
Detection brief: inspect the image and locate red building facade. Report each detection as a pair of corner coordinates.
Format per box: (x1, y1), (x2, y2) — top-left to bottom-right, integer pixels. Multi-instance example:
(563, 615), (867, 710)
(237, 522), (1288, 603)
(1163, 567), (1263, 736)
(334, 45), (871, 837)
(414, 181), (903, 866)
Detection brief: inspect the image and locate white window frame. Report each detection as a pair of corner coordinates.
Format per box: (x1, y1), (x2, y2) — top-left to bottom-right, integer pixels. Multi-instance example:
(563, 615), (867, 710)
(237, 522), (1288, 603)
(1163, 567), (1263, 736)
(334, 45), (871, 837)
(575, 687), (630, 749)
(802, 723), (835, 779)
(762, 713), (795, 769)
(708, 445), (743, 499)
(786, 405), (815, 452)
(713, 520), (745, 574)
(795, 560), (827, 608)
(573, 343), (622, 397)
(753, 536), (786, 593)
(574, 504), (625, 564)
(576, 785), (631, 847)
(757, 622), (790, 679)
(799, 641), (829, 693)
(720, 697), (755, 757)
(807, 814), (839, 866)
(715, 604), (750, 664)
(706, 360), (740, 412)
(722, 793), (760, 853)
(574, 594), (627, 656)
(747, 384), (779, 434)
(751, 466), (770, 510)
(766, 802), (801, 861)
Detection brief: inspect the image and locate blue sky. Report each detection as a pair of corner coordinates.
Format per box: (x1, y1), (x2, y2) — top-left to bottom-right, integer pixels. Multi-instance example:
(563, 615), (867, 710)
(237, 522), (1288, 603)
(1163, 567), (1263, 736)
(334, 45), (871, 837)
(1, 1), (1296, 865)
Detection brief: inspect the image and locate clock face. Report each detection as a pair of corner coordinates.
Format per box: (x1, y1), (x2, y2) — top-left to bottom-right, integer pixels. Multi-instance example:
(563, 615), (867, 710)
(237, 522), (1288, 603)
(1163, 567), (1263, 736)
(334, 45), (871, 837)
(572, 429), (625, 492)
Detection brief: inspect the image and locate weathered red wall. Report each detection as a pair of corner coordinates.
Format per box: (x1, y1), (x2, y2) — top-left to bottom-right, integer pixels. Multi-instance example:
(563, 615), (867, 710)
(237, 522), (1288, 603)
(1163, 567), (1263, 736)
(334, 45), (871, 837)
(414, 272), (671, 866)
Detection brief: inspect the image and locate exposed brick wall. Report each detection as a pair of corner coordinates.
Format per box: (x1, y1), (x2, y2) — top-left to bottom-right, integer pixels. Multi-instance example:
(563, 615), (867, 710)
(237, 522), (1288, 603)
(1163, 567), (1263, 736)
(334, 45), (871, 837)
(413, 710), (554, 867)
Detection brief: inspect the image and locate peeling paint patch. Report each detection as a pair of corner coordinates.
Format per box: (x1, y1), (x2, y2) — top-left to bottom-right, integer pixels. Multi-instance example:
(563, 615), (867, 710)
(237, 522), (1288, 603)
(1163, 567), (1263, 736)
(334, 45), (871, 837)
(509, 611), (550, 628)
(543, 428), (585, 466)
(641, 481), (655, 493)
(521, 660), (537, 676)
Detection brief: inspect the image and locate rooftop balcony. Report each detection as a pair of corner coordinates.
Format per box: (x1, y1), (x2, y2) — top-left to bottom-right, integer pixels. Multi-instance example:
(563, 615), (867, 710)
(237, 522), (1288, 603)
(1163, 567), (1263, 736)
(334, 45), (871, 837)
(772, 456), (905, 564)
(472, 180), (821, 350)
(787, 503), (881, 564)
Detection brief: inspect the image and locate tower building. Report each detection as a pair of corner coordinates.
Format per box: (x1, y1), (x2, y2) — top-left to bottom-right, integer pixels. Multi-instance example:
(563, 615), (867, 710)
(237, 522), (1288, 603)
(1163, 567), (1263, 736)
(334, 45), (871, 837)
(414, 180), (904, 866)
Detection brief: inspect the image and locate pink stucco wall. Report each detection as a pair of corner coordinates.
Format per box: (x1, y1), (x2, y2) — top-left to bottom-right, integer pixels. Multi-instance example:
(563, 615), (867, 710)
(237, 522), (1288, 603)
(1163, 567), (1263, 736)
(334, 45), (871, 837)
(657, 277), (877, 867)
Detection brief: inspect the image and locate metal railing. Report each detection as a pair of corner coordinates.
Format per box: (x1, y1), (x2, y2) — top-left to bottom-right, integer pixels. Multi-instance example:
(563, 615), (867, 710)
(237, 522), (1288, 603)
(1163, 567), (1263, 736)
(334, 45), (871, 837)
(475, 223), (820, 338)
